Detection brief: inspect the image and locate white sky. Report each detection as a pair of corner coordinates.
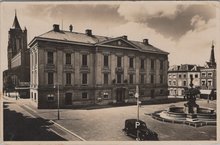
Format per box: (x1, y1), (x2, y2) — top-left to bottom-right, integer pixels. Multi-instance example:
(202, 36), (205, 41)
(0, 1), (219, 90)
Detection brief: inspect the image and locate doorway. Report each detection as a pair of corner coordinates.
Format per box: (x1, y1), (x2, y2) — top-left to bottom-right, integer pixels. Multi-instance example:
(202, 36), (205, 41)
(116, 88), (126, 102)
(65, 93), (72, 105)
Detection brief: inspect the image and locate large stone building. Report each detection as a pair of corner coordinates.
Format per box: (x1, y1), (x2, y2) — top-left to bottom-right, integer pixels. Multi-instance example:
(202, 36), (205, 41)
(3, 12), (30, 98)
(29, 24), (169, 109)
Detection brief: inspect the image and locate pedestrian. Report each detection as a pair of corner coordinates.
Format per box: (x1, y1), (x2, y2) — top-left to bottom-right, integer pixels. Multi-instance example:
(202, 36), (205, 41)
(16, 95), (18, 100)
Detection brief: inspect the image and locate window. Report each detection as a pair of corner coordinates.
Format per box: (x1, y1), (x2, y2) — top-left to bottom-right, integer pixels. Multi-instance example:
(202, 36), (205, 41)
(82, 92), (88, 99)
(82, 73), (87, 85)
(208, 72), (212, 77)
(129, 74), (133, 84)
(160, 75), (163, 84)
(47, 52), (53, 64)
(140, 74), (144, 84)
(208, 80), (212, 86)
(47, 94), (55, 102)
(160, 89), (164, 95)
(117, 74), (122, 84)
(173, 81), (176, 86)
(82, 54), (87, 66)
(160, 60), (163, 70)
(140, 59), (145, 69)
(150, 75), (154, 84)
(129, 57), (134, 68)
(183, 74), (186, 78)
(151, 59), (154, 69)
(103, 92), (108, 99)
(183, 81), (186, 86)
(202, 80), (206, 85)
(104, 55), (108, 67)
(179, 74), (182, 78)
(169, 81), (171, 85)
(66, 73), (71, 85)
(35, 52), (37, 66)
(195, 74), (198, 78)
(104, 73), (108, 85)
(48, 72), (53, 84)
(190, 74), (193, 78)
(201, 72), (206, 77)
(140, 91), (144, 96)
(117, 56), (122, 67)
(66, 53), (71, 65)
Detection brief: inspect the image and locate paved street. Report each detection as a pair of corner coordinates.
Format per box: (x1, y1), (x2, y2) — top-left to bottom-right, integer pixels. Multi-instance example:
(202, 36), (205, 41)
(3, 96), (216, 141)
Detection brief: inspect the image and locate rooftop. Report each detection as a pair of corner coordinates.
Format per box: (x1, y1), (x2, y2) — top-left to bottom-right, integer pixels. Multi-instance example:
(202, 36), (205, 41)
(29, 24), (169, 55)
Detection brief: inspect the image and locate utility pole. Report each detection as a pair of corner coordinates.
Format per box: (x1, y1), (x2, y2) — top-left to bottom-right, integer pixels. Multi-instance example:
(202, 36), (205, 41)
(57, 84), (60, 120)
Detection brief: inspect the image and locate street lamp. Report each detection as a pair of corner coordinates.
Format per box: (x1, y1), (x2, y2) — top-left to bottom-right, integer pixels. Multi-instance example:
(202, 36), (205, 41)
(135, 85), (140, 141)
(54, 84), (60, 120)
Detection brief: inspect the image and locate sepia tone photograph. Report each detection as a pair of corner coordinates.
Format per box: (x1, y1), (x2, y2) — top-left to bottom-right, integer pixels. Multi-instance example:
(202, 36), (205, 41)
(0, 1), (219, 144)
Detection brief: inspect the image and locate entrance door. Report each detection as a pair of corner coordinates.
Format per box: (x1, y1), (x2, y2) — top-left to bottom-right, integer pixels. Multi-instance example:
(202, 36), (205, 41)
(151, 89), (155, 98)
(65, 93), (72, 105)
(116, 88), (125, 102)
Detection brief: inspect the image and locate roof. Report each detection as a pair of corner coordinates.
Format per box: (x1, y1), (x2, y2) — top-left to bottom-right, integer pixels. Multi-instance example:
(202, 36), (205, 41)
(38, 30), (111, 44)
(12, 14), (21, 29)
(168, 64), (201, 72)
(29, 29), (169, 55)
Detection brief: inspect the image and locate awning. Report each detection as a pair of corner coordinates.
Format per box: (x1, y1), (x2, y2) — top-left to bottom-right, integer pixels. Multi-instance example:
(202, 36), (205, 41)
(200, 90), (212, 95)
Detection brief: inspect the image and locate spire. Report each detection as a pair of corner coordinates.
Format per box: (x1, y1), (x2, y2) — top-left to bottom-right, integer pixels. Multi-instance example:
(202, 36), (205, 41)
(12, 10), (21, 29)
(207, 41), (216, 68)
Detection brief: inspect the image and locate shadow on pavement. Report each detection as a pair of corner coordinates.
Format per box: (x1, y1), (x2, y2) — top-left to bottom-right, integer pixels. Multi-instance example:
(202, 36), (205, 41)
(3, 102), (66, 141)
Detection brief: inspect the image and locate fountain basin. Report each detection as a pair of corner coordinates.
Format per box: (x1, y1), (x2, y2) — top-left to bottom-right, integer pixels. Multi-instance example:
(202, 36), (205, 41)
(155, 106), (216, 125)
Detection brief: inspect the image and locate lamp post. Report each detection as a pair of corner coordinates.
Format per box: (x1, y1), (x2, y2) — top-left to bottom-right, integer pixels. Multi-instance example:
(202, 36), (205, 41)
(135, 85), (140, 141)
(54, 84), (60, 120)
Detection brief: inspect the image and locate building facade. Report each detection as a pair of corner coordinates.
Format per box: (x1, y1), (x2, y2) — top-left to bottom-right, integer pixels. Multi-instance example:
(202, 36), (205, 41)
(29, 24), (169, 109)
(168, 64), (200, 96)
(200, 44), (217, 90)
(168, 44), (217, 97)
(3, 12), (30, 98)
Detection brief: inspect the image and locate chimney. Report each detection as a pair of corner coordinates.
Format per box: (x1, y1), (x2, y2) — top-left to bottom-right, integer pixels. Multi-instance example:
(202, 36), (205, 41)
(143, 39), (149, 45)
(85, 29), (92, 36)
(69, 24), (73, 32)
(53, 24), (60, 32)
(122, 35), (127, 40)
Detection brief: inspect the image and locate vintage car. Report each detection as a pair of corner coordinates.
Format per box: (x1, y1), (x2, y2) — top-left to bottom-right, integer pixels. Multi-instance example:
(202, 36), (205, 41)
(122, 119), (158, 141)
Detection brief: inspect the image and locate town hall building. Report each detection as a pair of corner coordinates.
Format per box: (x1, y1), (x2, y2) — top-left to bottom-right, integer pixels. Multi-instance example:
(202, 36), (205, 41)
(29, 24), (169, 109)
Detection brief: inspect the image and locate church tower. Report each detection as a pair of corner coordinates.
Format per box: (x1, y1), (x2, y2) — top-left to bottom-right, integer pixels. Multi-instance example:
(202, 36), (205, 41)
(7, 11), (27, 69)
(207, 42), (216, 69)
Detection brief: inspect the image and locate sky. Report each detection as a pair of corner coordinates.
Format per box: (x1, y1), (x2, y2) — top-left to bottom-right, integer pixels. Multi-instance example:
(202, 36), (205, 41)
(0, 1), (219, 74)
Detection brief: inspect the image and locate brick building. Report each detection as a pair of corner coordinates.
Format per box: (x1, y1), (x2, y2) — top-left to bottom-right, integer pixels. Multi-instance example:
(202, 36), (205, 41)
(3, 12), (30, 98)
(29, 24), (169, 109)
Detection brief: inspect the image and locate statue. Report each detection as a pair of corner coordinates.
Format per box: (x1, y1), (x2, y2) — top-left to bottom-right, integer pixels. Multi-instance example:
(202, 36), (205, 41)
(184, 75), (200, 114)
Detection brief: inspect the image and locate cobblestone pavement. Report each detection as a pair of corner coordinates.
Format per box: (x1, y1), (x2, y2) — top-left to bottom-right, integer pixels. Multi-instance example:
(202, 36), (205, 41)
(3, 96), (217, 141)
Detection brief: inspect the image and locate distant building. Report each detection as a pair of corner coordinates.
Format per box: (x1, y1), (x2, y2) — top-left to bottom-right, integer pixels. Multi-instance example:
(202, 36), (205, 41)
(200, 44), (216, 99)
(168, 64), (200, 96)
(3, 12), (30, 98)
(29, 24), (169, 109)
(168, 44), (217, 98)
